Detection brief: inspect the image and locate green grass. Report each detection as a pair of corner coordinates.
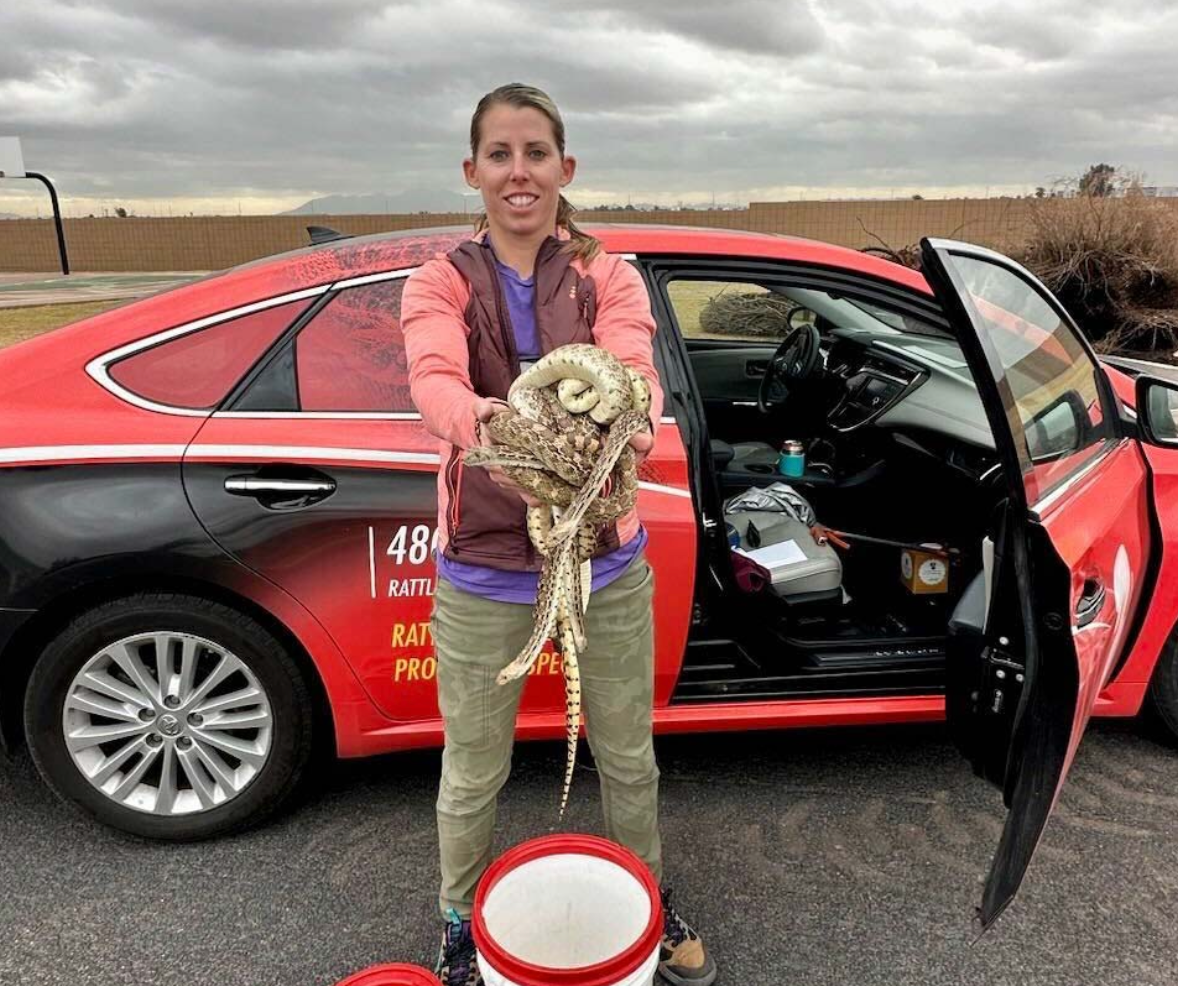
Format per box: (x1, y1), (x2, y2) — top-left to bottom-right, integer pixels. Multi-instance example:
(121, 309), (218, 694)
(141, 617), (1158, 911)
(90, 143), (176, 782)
(0, 300), (125, 349)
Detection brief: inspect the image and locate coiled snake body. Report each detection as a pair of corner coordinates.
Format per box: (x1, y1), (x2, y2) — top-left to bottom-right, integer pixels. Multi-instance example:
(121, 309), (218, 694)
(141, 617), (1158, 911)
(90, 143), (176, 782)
(464, 343), (652, 817)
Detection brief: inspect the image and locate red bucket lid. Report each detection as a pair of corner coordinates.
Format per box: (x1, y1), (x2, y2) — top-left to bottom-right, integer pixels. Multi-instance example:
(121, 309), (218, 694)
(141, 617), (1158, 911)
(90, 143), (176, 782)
(472, 834), (662, 986)
(333, 963), (441, 986)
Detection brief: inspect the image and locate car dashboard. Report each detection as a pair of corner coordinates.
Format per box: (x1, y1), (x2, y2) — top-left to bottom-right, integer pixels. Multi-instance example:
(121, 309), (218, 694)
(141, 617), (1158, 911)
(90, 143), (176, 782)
(826, 345), (926, 432)
(824, 328), (994, 450)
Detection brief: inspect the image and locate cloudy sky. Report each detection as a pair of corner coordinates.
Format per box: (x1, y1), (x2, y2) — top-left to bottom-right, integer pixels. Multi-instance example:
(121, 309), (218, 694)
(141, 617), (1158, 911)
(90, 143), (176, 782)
(2, 0), (1176, 216)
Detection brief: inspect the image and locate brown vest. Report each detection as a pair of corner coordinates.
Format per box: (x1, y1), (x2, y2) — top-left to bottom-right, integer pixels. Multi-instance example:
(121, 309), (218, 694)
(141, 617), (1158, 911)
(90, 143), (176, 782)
(441, 237), (619, 571)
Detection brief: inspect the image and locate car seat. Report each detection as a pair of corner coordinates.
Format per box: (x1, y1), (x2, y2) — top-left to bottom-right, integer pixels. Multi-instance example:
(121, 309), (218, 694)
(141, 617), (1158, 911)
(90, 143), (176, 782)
(711, 439), (778, 475)
(726, 509), (843, 598)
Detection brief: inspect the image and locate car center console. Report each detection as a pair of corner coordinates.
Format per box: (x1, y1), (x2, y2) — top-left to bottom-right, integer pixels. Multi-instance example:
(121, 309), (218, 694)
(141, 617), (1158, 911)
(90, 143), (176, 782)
(710, 439), (840, 492)
(827, 349), (926, 432)
(709, 344), (928, 494)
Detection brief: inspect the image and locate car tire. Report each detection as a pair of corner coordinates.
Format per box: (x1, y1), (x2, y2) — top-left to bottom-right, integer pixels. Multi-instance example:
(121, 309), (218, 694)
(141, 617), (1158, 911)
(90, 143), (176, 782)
(1147, 630), (1178, 746)
(24, 592), (317, 840)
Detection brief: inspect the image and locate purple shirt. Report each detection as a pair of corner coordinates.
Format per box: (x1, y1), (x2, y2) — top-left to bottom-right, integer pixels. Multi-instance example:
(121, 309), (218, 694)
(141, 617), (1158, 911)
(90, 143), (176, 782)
(493, 256), (540, 363)
(436, 243), (646, 604)
(438, 526), (648, 605)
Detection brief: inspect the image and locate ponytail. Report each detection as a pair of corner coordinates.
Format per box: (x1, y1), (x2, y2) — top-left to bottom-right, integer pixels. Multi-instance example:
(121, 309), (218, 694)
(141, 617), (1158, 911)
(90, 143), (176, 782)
(557, 195), (600, 263)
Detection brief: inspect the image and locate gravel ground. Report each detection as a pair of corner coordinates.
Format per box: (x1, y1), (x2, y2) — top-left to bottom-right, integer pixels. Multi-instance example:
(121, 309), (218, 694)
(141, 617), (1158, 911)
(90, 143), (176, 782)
(2, 719), (1176, 986)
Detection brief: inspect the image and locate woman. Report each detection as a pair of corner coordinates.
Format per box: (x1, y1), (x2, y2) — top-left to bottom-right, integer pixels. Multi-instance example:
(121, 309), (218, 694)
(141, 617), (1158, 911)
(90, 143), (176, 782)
(401, 83), (716, 986)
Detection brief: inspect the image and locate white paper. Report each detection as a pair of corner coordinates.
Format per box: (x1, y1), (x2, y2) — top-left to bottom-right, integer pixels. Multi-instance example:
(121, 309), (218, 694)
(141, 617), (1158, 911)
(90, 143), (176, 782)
(735, 538), (807, 567)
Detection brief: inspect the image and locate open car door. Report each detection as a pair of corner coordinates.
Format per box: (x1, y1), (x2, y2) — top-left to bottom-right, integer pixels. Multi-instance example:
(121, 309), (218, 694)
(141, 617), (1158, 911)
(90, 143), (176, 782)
(920, 239), (1152, 929)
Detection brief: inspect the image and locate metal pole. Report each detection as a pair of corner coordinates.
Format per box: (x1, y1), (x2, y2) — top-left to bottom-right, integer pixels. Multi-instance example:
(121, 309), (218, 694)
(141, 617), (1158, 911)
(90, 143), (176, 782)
(835, 531), (957, 555)
(23, 171), (69, 274)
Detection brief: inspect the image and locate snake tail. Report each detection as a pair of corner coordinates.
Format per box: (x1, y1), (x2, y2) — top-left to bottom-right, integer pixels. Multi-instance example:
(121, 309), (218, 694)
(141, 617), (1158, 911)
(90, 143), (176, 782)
(557, 626), (581, 821)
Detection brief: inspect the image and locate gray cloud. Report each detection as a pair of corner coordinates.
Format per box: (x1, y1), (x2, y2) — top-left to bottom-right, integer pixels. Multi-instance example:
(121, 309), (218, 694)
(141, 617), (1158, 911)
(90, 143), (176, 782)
(549, 0), (828, 57)
(1, 0), (1175, 212)
(76, 0), (394, 50)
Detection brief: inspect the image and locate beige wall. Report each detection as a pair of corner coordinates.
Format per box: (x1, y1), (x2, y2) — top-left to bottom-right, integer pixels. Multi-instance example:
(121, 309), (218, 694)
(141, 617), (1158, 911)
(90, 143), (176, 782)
(3, 198), (1176, 273)
(0, 212), (474, 273)
(746, 198), (1038, 251)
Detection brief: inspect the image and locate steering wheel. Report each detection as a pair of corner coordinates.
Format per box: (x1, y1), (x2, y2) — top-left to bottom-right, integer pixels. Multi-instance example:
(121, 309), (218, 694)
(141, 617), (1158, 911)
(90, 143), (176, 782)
(757, 320), (821, 413)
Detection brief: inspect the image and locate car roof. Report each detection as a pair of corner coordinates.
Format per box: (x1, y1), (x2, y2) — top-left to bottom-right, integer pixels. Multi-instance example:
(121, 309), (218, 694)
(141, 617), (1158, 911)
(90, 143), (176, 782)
(15, 223), (931, 365)
(232, 222), (931, 294)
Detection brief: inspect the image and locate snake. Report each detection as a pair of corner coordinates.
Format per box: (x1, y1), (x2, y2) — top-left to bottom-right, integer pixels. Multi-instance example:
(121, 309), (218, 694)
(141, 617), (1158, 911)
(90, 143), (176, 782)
(463, 343), (652, 817)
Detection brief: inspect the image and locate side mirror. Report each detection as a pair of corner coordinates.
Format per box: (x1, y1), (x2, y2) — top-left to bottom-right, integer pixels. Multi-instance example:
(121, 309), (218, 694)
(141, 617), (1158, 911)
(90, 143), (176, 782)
(1135, 375), (1178, 445)
(1025, 389), (1087, 462)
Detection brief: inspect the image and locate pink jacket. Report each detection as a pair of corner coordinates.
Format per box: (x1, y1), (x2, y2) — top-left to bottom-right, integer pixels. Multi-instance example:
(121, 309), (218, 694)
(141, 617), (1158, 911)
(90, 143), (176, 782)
(401, 233), (664, 560)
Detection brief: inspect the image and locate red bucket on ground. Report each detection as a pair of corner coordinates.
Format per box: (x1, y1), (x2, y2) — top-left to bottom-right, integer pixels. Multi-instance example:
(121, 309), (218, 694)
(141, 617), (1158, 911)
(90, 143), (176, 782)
(472, 834), (663, 986)
(334, 962), (441, 986)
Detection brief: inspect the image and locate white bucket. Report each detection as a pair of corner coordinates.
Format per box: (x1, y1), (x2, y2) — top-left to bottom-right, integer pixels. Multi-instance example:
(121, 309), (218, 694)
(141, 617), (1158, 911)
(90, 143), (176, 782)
(472, 835), (663, 986)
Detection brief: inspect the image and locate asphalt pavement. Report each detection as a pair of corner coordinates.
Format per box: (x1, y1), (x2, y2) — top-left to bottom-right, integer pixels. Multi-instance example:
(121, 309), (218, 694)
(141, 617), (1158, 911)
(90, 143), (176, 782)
(0, 272), (202, 308)
(2, 719), (1176, 986)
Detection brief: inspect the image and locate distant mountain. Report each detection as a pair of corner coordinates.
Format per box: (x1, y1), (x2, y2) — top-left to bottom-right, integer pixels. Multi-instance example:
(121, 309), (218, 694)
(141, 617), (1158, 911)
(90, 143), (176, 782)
(282, 189), (472, 215)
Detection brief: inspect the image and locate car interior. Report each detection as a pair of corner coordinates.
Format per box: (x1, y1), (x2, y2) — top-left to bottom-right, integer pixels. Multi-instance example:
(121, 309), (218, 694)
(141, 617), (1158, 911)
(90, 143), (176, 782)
(661, 276), (1006, 703)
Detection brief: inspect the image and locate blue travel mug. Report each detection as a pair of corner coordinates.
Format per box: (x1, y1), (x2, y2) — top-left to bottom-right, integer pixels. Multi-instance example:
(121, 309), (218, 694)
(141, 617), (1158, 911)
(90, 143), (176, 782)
(778, 440), (805, 478)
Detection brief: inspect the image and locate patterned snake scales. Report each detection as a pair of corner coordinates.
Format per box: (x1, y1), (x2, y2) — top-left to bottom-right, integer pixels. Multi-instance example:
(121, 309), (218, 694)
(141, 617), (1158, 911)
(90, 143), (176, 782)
(463, 343), (652, 817)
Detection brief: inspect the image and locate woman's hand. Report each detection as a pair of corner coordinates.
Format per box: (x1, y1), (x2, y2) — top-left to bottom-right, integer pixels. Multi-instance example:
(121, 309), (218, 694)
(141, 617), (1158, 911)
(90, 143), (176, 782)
(473, 397), (544, 508)
(628, 429), (654, 466)
(473, 396), (509, 429)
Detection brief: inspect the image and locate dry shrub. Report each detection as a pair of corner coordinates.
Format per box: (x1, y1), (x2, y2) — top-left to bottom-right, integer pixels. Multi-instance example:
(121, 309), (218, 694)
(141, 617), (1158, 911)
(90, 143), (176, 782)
(860, 243), (924, 270)
(1016, 194), (1178, 357)
(855, 214), (951, 271)
(699, 291), (799, 338)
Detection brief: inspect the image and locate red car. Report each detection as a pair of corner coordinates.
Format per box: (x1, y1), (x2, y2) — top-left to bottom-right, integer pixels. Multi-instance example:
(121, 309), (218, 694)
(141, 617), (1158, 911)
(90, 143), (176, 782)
(4, 224), (1178, 927)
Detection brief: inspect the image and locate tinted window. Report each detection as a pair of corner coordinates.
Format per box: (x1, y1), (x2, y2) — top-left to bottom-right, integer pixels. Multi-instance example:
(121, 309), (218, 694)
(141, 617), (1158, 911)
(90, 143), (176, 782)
(952, 256), (1112, 501)
(295, 278), (411, 412)
(108, 299), (309, 409)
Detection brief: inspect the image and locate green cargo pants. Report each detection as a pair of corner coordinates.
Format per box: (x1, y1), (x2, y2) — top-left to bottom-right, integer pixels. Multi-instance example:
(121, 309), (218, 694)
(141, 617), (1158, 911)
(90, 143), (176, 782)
(433, 553), (662, 917)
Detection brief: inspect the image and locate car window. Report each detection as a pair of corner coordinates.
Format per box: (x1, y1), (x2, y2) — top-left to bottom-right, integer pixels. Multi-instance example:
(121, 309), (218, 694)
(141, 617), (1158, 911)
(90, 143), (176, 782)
(951, 256), (1112, 501)
(107, 298), (310, 410)
(294, 277), (411, 412)
(666, 280), (815, 342)
(665, 278), (943, 343)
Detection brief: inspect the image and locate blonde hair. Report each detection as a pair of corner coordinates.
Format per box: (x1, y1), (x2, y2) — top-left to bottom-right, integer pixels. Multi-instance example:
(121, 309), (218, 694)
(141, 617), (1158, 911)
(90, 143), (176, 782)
(469, 83), (600, 263)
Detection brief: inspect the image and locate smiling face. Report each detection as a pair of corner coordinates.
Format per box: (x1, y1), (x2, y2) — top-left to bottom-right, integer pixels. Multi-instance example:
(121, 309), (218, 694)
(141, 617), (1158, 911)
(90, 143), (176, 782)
(464, 103), (576, 244)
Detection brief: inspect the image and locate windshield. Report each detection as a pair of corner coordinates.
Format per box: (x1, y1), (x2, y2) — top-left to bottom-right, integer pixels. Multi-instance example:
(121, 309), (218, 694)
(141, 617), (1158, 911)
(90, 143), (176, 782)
(666, 280), (951, 345)
(844, 297), (952, 339)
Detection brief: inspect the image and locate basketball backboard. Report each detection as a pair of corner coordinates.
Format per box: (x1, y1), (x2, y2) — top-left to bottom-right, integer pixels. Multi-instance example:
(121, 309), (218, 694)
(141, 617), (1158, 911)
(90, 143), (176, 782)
(0, 137), (26, 178)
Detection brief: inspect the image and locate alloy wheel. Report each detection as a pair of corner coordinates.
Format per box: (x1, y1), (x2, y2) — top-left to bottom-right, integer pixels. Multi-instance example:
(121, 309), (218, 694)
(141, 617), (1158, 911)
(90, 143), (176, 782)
(61, 631), (273, 815)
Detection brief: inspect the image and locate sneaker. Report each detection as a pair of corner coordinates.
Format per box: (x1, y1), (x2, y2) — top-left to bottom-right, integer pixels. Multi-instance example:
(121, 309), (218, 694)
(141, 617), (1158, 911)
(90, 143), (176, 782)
(435, 908), (482, 986)
(658, 886), (717, 986)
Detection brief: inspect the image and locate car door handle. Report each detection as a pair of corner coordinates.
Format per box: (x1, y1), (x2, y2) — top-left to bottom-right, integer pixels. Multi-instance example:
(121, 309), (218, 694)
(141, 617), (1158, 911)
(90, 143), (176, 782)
(1075, 578), (1106, 628)
(224, 477), (337, 495)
